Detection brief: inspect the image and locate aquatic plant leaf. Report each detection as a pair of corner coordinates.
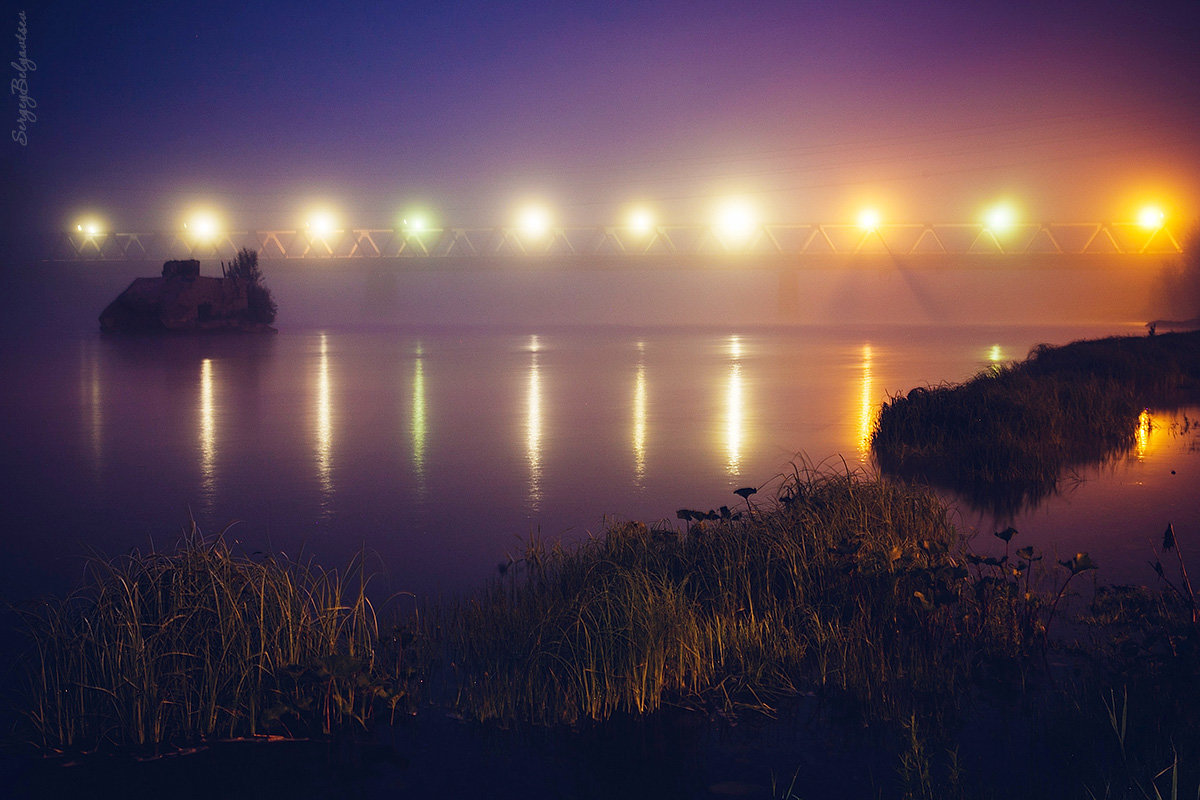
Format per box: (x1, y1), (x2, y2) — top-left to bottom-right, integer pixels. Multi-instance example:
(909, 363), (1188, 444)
(994, 526), (1018, 543)
(733, 487), (757, 499)
(1058, 553), (1099, 574)
(1162, 523), (1176, 551)
(1015, 546), (1041, 562)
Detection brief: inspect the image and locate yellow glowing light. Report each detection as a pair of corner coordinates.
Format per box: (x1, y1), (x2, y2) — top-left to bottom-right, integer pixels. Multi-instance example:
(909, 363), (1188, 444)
(716, 200), (757, 242)
(307, 211), (338, 238)
(76, 220), (102, 236)
(984, 204), (1017, 233)
(185, 212), (219, 242)
(858, 208), (881, 231)
(1138, 206), (1165, 230)
(725, 335), (744, 476)
(519, 206), (551, 238)
(629, 209), (654, 234)
(404, 215), (427, 233)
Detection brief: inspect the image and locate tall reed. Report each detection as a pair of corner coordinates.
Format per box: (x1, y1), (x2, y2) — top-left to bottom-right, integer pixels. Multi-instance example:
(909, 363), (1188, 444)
(422, 464), (1041, 727)
(12, 523), (395, 754)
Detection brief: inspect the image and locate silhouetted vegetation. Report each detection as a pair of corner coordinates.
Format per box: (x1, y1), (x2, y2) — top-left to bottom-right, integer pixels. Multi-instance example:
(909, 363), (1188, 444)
(10, 469), (1200, 798)
(221, 248), (277, 324)
(871, 331), (1200, 514)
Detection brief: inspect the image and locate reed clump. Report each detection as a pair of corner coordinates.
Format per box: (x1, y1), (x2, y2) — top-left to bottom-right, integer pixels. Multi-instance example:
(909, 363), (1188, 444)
(422, 465), (1050, 728)
(871, 331), (1200, 511)
(12, 523), (408, 755)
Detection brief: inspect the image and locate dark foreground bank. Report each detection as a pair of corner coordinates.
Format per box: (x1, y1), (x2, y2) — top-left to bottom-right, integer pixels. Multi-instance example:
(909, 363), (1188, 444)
(4, 460), (1198, 799)
(871, 329), (1200, 513)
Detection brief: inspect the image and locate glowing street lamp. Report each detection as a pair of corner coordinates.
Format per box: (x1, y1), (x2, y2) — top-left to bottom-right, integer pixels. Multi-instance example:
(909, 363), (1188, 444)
(984, 204), (1017, 234)
(628, 208), (654, 235)
(75, 220), (102, 237)
(716, 199), (757, 244)
(306, 210), (338, 238)
(518, 205), (551, 239)
(1138, 206), (1165, 230)
(857, 208), (881, 231)
(183, 212), (220, 243)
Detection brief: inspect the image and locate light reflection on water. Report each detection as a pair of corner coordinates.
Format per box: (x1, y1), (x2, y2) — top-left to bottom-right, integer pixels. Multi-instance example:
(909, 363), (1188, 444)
(632, 342), (647, 488)
(315, 333), (333, 519)
(411, 343), (428, 497)
(526, 335), (543, 511)
(725, 335), (744, 477)
(3, 324), (1193, 603)
(858, 344), (874, 460)
(199, 358), (215, 511)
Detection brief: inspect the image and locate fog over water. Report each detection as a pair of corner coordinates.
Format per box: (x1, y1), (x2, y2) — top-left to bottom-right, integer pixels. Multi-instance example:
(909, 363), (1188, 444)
(0, 257), (1197, 611)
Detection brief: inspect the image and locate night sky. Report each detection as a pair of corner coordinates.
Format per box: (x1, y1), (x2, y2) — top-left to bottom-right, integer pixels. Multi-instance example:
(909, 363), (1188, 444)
(3, 0), (1199, 244)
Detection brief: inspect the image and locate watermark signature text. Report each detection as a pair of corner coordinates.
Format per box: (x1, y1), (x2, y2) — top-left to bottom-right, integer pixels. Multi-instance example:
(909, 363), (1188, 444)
(11, 10), (36, 146)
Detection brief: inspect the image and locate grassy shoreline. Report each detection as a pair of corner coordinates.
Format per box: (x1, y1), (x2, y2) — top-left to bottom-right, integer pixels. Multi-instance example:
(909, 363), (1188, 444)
(7, 331), (1200, 797)
(870, 330), (1200, 513)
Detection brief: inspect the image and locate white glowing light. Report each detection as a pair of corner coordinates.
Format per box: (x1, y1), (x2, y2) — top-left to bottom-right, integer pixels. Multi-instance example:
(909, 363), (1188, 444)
(717, 200), (757, 242)
(76, 220), (102, 236)
(858, 208), (881, 231)
(519, 206), (550, 238)
(307, 211), (337, 237)
(404, 215), (427, 233)
(1138, 206), (1165, 230)
(186, 213), (219, 241)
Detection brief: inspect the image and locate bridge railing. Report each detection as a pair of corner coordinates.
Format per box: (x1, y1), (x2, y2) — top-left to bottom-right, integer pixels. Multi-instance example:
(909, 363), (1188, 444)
(53, 222), (1184, 261)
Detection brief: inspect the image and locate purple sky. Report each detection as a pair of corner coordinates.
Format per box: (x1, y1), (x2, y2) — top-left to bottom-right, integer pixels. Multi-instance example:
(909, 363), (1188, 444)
(4, 0), (1199, 239)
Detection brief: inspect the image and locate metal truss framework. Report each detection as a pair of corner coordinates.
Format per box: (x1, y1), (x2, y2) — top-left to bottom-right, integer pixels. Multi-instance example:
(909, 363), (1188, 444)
(56, 222), (1184, 261)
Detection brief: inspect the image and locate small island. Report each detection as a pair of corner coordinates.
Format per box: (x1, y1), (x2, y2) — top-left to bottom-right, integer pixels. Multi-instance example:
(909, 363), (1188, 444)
(99, 248), (277, 333)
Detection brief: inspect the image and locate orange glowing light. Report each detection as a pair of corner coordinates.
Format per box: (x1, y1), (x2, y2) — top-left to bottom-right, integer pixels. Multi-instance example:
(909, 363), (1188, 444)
(984, 204), (1017, 233)
(1137, 206), (1165, 230)
(857, 208), (881, 231)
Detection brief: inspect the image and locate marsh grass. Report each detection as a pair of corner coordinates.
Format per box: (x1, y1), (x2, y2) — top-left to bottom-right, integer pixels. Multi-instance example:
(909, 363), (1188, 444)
(871, 331), (1200, 513)
(418, 465), (1058, 729)
(11, 522), (409, 755)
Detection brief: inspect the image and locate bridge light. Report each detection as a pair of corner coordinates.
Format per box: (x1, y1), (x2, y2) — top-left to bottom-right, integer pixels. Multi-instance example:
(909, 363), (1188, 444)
(403, 215), (427, 233)
(984, 204), (1017, 233)
(716, 199), (757, 242)
(857, 208), (881, 231)
(518, 205), (550, 239)
(628, 208), (654, 234)
(76, 219), (102, 237)
(184, 212), (219, 242)
(1138, 206), (1165, 230)
(307, 210), (338, 238)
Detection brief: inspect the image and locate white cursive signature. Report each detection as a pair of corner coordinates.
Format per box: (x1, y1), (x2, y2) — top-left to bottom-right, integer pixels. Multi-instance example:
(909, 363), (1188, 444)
(10, 10), (36, 146)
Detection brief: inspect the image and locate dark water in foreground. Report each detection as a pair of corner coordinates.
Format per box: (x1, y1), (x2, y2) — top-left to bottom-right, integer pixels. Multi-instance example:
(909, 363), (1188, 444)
(1, 322), (1196, 608)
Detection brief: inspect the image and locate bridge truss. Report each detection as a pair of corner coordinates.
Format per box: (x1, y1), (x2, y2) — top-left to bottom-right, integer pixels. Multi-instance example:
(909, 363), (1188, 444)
(55, 222), (1183, 262)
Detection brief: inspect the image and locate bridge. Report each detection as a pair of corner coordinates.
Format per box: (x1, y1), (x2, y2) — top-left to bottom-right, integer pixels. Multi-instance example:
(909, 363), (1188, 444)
(55, 221), (1184, 265)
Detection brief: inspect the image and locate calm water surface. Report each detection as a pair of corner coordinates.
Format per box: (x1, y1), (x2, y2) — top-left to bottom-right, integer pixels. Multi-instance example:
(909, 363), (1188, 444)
(1, 323), (1196, 605)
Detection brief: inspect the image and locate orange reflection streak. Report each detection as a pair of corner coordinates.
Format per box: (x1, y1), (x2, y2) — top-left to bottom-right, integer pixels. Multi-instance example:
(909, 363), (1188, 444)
(633, 342), (647, 488)
(858, 344), (874, 460)
(527, 336), (543, 510)
(199, 358), (216, 507)
(726, 336), (744, 477)
(1136, 409), (1151, 461)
